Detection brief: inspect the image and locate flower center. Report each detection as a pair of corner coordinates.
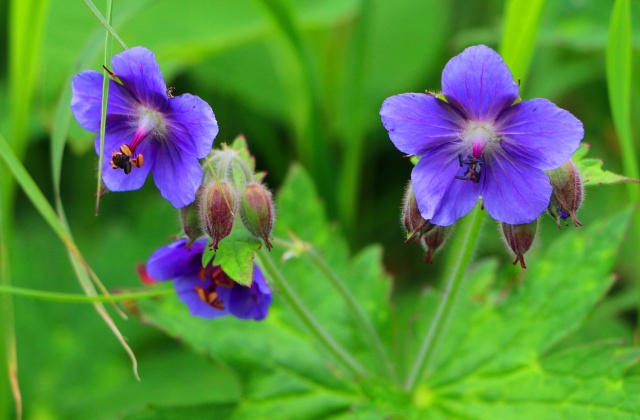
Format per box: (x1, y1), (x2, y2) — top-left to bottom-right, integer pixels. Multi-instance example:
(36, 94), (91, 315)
(194, 266), (234, 311)
(109, 108), (166, 175)
(455, 123), (499, 183)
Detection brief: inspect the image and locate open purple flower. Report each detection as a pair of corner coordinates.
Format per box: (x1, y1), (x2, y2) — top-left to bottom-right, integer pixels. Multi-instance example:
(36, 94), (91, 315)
(145, 238), (272, 320)
(71, 46), (218, 208)
(380, 45), (584, 225)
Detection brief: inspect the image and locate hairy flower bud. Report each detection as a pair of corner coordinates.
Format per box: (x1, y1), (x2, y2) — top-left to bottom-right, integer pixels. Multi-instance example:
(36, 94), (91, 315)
(547, 160), (584, 228)
(500, 220), (538, 269)
(240, 183), (275, 250)
(402, 182), (435, 243)
(199, 181), (238, 251)
(421, 225), (452, 264)
(180, 195), (204, 249)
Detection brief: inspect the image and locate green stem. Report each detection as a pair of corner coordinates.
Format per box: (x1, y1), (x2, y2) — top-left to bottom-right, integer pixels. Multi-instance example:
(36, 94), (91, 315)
(81, 0), (128, 50)
(0, 285), (174, 303)
(255, 247), (366, 377)
(404, 204), (485, 392)
(95, 0), (114, 215)
(306, 248), (398, 382)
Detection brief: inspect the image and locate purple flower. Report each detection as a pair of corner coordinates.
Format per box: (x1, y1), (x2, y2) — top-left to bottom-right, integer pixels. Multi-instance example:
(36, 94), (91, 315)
(380, 45), (584, 225)
(71, 47), (218, 208)
(145, 238), (272, 320)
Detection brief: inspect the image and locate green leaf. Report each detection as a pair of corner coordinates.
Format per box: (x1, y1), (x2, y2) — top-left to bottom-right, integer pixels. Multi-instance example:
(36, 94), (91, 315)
(573, 144), (640, 186)
(415, 207), (640, 418)
(124, 402), (237, 420)
(214, 222), (262, 286)
(134, 164), (397, 415)
(606, 0), (638, 200)
(201, 240), (216, 267)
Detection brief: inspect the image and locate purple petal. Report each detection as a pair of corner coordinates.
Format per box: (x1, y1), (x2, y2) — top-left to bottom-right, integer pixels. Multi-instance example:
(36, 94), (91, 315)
(110, 46), (168, 111)
(72, 72), (141, 132)
(71, 71), (104, 132)
(496, 98), (584, 170)
(412, 143), (481, 226)
(166, 94), (218, 159)
(174, 277), (230, 319)
(98, 124), (154, 192)
(441, 45), (518, 122)
(146, 239), (207, 280)
(482, 152), (552, 224)
(380, 93), (465, 155)
(151, 141), (204, 208)
(227, 266), (272, 321)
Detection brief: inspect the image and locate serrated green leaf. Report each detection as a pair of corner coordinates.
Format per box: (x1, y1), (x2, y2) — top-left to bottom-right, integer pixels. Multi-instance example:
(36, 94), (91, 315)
(572, 144), (639, 186)
(134, 164), (397, 416)
(201, 238), (216, 267)
(214, 222), (261, 285)
(416, 207), (638, 418)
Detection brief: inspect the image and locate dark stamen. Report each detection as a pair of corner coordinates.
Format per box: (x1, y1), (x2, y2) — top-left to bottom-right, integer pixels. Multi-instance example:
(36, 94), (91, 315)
(455, 153), (484, 183)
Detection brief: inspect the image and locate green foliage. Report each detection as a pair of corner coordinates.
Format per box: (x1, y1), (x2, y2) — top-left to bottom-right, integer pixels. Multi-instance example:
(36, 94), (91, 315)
(211, 222), (262, 286)
(133, 167), (638, 418)
(573, 144), (640, 186)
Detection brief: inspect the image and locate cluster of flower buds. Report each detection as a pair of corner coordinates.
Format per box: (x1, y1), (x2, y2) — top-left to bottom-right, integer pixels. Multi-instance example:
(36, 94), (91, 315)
(400, 158), (585, 269)
(179, 136), (275, 251)
(401, 183), (451, 263)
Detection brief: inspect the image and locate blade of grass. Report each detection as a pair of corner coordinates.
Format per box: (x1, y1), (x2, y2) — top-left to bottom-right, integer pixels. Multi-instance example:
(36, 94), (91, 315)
(500, 0), (546, 87)
(0, 194), (20, 420)
(606, 0), (638, 201)
(81, 0), (128, 50)
(0, 285), (173, 303)
(6, 1), (51, 416)
(0, 133), (139, 378)
(605, 0), (640, 338)
(95, 0), (117, 215)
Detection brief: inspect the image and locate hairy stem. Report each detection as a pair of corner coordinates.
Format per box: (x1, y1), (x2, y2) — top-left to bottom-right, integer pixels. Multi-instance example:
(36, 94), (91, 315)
(404, 203), (485, 392)
(255, 247), (366, 377)
(306, 247), (398, 381)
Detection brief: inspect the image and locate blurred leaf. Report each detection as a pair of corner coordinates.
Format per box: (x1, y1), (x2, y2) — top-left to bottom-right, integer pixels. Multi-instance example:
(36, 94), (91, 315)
(573, 144), (640, 186)
(124, 402), (237, 420)
(415, 207), (640, 417)
(500, 0), (545, 84)
(606, 0), (638, 200)
(214, 223), (261, 286)
(135, 164), (399, 415)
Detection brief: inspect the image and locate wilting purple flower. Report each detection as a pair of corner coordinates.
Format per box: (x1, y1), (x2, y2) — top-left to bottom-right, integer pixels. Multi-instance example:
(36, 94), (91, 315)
(71, 46), (218, 208)
(145, 238), (272, 320)
(380, 45), (583, 225)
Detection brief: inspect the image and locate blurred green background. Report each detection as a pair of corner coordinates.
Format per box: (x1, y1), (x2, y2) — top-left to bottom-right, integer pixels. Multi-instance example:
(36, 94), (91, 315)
(1, 0), (639, 417)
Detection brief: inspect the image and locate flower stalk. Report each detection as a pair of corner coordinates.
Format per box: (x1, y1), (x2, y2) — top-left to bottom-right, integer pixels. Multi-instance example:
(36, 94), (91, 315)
(404, 203), (485, 392)
(305, 247), (397, 381)
(255, 246), (366, 378)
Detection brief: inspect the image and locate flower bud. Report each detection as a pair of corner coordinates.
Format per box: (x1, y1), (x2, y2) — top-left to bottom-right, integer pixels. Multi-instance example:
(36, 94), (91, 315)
(500, 220), (538, 269)
(547, 160), (583, 228)
(240, 183), (275, 250)
(180, 195), (204, 249)
(402, 182), (435, 243)
(199, 181), (238, 251)
(421, 225), (452, 264)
